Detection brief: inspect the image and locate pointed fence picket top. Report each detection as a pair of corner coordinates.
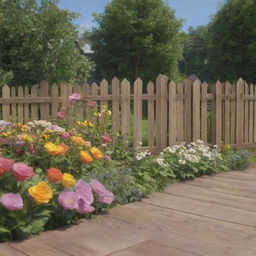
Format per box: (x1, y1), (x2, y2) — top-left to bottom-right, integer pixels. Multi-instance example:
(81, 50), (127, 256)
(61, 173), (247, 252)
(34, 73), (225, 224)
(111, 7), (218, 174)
(0, 75), (255, 151)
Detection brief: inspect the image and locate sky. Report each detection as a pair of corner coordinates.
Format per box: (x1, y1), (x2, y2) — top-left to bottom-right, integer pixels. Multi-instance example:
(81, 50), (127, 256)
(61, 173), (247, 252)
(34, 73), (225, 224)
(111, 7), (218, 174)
(58, 0), (225, 31)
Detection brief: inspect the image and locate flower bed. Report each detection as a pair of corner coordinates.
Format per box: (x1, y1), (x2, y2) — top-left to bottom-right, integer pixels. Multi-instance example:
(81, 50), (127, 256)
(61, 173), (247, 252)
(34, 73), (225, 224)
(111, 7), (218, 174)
(0, 95), (250, 241)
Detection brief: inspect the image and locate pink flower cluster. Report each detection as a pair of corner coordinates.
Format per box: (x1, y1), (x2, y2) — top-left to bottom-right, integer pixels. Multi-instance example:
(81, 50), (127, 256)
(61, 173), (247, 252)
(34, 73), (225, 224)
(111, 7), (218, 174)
(58, 179), (114, 214)
(0, 157), (34, 181)
(56, 107), (66, 120)
(68, 93), (82, 104)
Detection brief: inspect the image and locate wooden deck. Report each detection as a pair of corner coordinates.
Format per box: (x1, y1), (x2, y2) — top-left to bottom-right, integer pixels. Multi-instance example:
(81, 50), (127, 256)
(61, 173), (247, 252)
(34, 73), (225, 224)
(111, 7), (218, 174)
(1, 168), (256, 256)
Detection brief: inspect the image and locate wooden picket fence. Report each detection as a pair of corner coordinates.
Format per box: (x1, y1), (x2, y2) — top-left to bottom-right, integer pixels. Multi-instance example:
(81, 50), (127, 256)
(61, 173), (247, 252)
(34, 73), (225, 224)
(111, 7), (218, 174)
(0, 75), (255, 152)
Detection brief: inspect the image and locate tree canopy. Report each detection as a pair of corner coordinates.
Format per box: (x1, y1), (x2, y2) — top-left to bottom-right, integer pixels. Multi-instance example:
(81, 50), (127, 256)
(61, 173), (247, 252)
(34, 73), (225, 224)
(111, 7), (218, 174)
(91, 0), (183, 82)
(207, 0), (256, 83)
(0, 0), (94, 86)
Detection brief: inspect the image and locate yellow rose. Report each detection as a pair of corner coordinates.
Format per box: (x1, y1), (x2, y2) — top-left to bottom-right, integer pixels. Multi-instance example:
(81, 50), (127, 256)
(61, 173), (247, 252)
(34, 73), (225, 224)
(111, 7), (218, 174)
(71, 136), (87, 146)
(90, 147), (103, 160)
(28, 181), (53, 204)
(62, 173), (76, 188)
(105, 110), (112, 116)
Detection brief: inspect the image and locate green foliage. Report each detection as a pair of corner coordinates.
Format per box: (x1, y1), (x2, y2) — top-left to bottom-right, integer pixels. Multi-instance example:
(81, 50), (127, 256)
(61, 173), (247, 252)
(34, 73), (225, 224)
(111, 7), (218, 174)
(0, 0), (94, 86)
(207, 0), (256, 83)
(181, 26), (209, 81)
(222, 149), (250, 170)
(91, 0), (183, 82)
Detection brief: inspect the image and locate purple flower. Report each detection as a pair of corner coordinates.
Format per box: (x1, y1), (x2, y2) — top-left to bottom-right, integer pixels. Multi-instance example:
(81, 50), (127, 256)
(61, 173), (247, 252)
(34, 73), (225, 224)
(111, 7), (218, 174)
(90, 179), (114, 205)
(87, 101), (97, 109)
(98, 190), (114, 204)
(56, 107), (65, 120)
(77, 198), (95, 214)
(75, 179), (94, 205)
(101, 136), (112, 144)
(0, 193), (23, 210)
(58, 191), (81, 210)
(105, 155), (112, 161)
(68, 93), (82, 104)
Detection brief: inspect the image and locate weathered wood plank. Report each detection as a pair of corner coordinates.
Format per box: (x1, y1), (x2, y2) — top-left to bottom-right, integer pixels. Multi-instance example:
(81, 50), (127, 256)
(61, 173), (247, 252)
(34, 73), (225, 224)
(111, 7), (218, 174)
(112, 77), (120, 134)
(192, 80), (201, 141)
(236, 78), (244, 147)
(201, 82), (208, 142)
(168, 81), (177, 146)
(177, 82), (184, 143)
(2, 85), (10, 122)
(147, 81), (155, 150)
(121, 79), (131, 136)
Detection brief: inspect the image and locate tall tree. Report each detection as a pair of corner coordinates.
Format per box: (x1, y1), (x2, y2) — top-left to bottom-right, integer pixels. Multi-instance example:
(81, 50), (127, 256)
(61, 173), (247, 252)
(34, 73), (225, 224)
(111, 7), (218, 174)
(0, 0), (94, 86)
(208, 0), (256, 83)
(181, 26), (209, 82)
(91, 0), (183, 82)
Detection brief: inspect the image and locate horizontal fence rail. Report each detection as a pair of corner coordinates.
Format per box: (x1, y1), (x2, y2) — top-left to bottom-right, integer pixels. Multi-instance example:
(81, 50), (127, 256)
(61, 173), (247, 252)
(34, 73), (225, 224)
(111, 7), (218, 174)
(0, 75), (255, 152)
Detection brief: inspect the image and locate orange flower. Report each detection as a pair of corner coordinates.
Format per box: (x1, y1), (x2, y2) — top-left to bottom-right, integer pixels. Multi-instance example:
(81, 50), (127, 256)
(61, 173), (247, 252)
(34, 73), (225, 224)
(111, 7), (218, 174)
(90, 147), (103, 160)
(28, 181), (53, 204)
(70, 136), (87, 146)
(47, 168), (63, 183)
(80, 151), (93, 163)
(59, 144), (68, 155)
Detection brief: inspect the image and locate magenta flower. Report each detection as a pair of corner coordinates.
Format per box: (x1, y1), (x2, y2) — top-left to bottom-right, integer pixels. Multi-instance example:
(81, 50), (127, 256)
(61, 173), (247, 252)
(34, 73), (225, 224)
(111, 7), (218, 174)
(0, 193), (23, 210)
(77, 198), (95, 214)
(68, 93), (82, 104)
(87, 101), (97, 109)
(75, 179), (94, 205)
(61, 132), (70, 139)
(90, 179), (114, 205)
(101, 136), (112, 144)
(58, 191), (81, 210)
(12, 162), (34, 181)
(0, 157), (14, 175)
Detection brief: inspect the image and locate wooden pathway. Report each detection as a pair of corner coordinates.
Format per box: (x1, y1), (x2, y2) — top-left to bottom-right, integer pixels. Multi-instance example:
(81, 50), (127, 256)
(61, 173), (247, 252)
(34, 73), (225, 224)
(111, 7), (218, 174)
(1, 168), (256, 256)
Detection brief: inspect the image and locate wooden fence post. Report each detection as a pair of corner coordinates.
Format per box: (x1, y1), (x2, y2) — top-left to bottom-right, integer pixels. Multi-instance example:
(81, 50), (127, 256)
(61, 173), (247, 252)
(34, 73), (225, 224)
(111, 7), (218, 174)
(40, 81), (49, 120)
(201, 82), (208, 142)
(133, 78), (143, 148)
(156, 75), (168, 152)
(249, 84), (254, 144)
(177, 82), (184, 143)
(184, 79), (192, 143)
(18, 86), (24, 124)
(224, 82), (232, 144)
(11, 87), (17, 123)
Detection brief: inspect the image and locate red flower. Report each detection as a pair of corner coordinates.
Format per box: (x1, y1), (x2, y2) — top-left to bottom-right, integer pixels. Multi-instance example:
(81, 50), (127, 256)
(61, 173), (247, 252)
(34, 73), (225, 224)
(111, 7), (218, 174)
(47, 168), (63, 183)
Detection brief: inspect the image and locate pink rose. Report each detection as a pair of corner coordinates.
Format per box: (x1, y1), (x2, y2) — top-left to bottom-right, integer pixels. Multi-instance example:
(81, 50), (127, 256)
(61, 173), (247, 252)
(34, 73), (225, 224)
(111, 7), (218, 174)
(56, 107), (66, 120)
(105, 155), (112, 161)
(101, 136), (112, 144)
(12, 162), (34, 181)
(87, 101), (97, 109)
(0, 157), (14, 175)
(61, 132), (70, 139)
(68, 93), (82, 104)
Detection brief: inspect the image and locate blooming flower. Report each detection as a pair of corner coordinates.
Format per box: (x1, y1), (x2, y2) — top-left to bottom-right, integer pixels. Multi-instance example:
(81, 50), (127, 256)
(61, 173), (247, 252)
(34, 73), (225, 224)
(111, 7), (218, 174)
(101, 136), (112, 144)
(56, 107), (66, 120)
(58, 191), (81, 210)
(0, 157), (14, 175)
(12, 162), (34, 181)
(68, 93), (82, 104)
(71, 136), (87, 146)
(47, 168), (63, 183)
(0, 193), (23, 210)
(80, 151), (93, 163)
(61, 132), (70, 139)
(77, 198), (95, 214)
(105, 155), (112, 161)
(62, 173), (76, 188)
(87, 101), (97, 109)
(75, 179), (94, 205)
(44, 142), (68, 156)
(90, 147), (103, 160)
(90, 179), (114, 204)
(28, 181), (53, 204)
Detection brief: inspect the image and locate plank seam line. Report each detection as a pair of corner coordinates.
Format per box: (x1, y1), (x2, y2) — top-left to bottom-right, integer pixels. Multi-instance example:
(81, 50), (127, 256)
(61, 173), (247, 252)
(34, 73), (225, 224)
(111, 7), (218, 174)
(140, 201), (256, 229)
(177, 182), (256, 200)
(160, 191), (256, 213)
(186, 183), (256, 200)
(32, 239), (76, 256)
(104, 239), (203, 256)
(7, 245), (30, 256)
(211, 176), (256, 183)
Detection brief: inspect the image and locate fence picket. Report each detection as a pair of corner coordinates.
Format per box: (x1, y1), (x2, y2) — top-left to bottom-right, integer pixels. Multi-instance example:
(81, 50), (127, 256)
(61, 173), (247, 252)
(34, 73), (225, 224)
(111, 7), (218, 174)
(40, 81), (49, 120)
(133, 78), (143, 148)
(2, 85), (10, 122)
(24, 87), (29, 123)
(31, 85), (38, 120)
(201, 82), (208, 141)
(244, 82), (249, 143)
(11, 87), (17, 123)
(51, 83), (59, 120)
(147, 81), (155, 150)
(249, 84), (254, 144)
(224, 82), (232, 144)
(156, 75), (168, 151)
(112, 77), (120, 134)
(230, 84), (236, 144)
(184, 79), (192, 143)
(121, 79), (130, 137)
(18, 86), (24, 124)
(236, 78), (244, 148)
(177, 83), (184, 143)
(192, 80), (201, 141)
